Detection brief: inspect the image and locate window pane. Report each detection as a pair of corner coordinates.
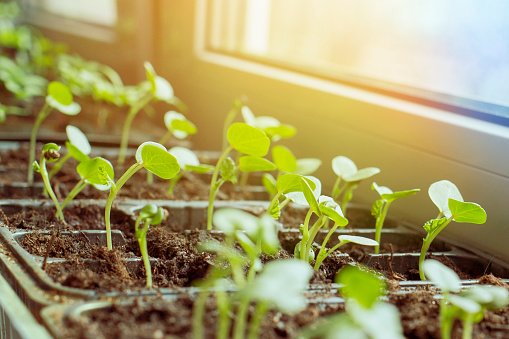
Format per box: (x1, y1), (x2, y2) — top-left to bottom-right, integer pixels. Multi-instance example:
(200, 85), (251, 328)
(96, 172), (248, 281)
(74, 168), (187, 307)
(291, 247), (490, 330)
(207, 0), (509, 120)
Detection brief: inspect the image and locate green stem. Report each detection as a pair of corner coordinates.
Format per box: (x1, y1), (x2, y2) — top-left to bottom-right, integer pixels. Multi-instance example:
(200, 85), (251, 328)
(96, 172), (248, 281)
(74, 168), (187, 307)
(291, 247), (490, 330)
(440, 293), (453, 339)
(239, 171), (249, 187)
(248, 302), (269, 339)
(340, 183), (356, 214)
(168, 171), (185, 195)
(117, 92), (153, 165)
(304, 216), (326, 263)
(39, 156), (65, 221)
(137, 221), (152, 287)
(105, 163), (143, 249)
(419, 217), (453, 280)
(233, 297), (250, 339)
(314, 222), (339, 270)
(157, 130), (172, 146)
(279, 196), (291, 211)
(146, 170), (153, 184)
(462, 313), (474, 339)
(192, 287), (210, 339)
(48, 153), (71, 180)
(28, 103), (51, 184)
(60, 178), (88, 209)
(216, 289), (231, 339)
(331, 176), (342, 200)
(265, 191), (283, 218)
(207, 146), (233, 230)
(374, 200), (391, 254)
(300, 208), (314, 261)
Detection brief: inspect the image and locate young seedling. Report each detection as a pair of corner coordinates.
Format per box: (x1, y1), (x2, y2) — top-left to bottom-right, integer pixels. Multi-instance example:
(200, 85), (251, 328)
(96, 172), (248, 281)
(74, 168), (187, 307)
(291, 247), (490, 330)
(419, 180), (487, 280)
(330, 155), (380, 214)
(300, 264), (404, 339)
(241, 105), (296, 143)
(207, 122), (271, 230)
(103, 142), (179, 250)
(292, 177), (352, 267)
(0, 56), (48, 101)
(0, 101), (28, 123)
(422, 259), (509, 339)
(59, 157), (114, 209)
(167, 146), (214, 195)
(47, 125), (92, 182)
(134, 204), (167, 288)
(33, 143), (65, 221)
(28, 81), (81, 184)
(117, 62), (177, 165)
(193, 208), (280, 339)
(314, 235), (378, 270)
(371, 182), (420, 254)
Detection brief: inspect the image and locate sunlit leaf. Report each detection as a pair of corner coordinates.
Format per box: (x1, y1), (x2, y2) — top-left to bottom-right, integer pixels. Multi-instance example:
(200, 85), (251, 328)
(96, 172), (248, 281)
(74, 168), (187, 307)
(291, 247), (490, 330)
(332, 156), (357, 177)
(337, 265), (387, 309)
(238, 156), (276, 172)
(294, 158), (322, 175)
(272, 145), (297, 173)
(429, 180), (464, 217)
(227, 122), (270, 157)
(136, 141), (180, 179)
(77, 157), (114, 186)
(47, 81), (72, 105)
(449, 199), (486, 224)
(338, 235), (378, 247)
(422, 259), (460, 292)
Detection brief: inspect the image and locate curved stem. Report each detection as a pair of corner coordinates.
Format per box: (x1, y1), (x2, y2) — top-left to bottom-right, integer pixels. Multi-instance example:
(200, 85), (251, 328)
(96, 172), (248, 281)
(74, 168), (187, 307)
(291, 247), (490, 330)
(60, 178), (88, 209)
(419, 217), (453, 280)
(207, 146), (232, 230)
(48, 153), (71, 180)
(374, 200), (391, 254)
(117, 92), (153, 165)
(28, 103), (51, 184)
(299, 208), (314, 261)
(105, 163), (143, 249)
(314, 222), (339, 270)
(304, 216), (326, 263)
(137, 221), (152, 287)
(39, 157), (65, 221)
(167, 171), (185, 195)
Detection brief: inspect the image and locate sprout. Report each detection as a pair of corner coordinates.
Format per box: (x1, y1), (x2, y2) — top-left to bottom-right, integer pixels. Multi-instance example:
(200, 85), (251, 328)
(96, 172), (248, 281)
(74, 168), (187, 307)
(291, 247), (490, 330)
(271, 145), (322, 177)
(103, 142), (179, 250)
(206, 122), (272, 230)
(0, 101), (28, 123)
(28, 81), (81, 184)
(241, 105), (296, 143)
(371, 182), (420, 253)
(135, 204), (167, 288)
(423, 259), (508, 339)
(167, 147), (214, 195)
(314, 235), (378, 270)
(33, 143), (65, 221)
(331, 156), (380, 214)
(160, 111), (197, 143)
(419, 180), (487, 280)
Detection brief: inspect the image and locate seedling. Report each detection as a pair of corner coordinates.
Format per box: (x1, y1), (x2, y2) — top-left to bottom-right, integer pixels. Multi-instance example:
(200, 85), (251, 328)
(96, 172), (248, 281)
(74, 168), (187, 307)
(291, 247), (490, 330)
(422, 259), (508, 339)
(371, 182), (420, 254)
(160, 111), (197, 144)
(206, 122), (272, 230)
(28, 81), (81, 184)
(330, 155), (380, 214)
(167, 146), (214, 195)
(419, 180), (487, 280)
(314, 235), (378, 270)
(103, 142), (179, 250)
(0, 56), (48, 100)
(33, 143), (65, 221)
(135, 204), (167, 288)
(300, 265), (404, 338)
(47, 125), (92, 182)
(241, 105), (296, 142)
(0, 101), (27, 123)
(193, 208), (280, 339)
(117, 62), (177, 165)
(59, 157), (114, 209)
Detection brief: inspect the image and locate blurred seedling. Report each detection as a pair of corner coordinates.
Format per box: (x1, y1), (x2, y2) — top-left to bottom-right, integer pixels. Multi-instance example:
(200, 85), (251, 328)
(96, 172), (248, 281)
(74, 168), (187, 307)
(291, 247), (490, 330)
(167, 147), (214, 195)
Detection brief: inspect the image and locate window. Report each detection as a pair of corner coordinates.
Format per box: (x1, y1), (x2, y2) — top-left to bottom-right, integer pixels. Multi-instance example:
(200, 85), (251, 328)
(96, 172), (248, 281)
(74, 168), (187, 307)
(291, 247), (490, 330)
(206, 0), (509, 125)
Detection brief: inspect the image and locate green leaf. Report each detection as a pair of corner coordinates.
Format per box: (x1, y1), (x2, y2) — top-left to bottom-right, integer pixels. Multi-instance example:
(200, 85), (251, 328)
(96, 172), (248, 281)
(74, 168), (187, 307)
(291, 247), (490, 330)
(164, 111), (195, 139)
(272, 145), (297, 173)
(332, 156), (357, 178)
(294, 158), (322, 175)
(429, 180), (464, 217)
(264, 124), (296, 141)
(318, 196), (348, 226)
(421, 259), (460, 292)
(371, 199), (383, 217)
(45, 96), (81, 115)
(171, 117), (197, 135)
(136, 142), (180, 179)
(262, 173), (277, 195)
(238, 156), (276, 173)
(300, 178), (319, 213)
(372, 182), (392, 196)
(268, 200), (281, 219)
(338, 235), (378, 247)
(276, 173), (316, 194)
(449, 294), (482, 314)
(285, 176), (321, 206)
(448, 199), (487, 224)
(344, 167), (380, 182)
(66, 125), (91, 156)
(77, 157), (114, 186)
(257, 214), (280, 254)
(47, 81), (72, 105)
(220, 157), (237, 183)
(153, 76), (174, 101)
(144, 61), (156, 90)
(186, 164), (214, 174)
(65, 142), (90, 163)
(336, 265), (387, 309)
(227, 122), (270, 157)
(460, 286), (509, 310)
(212, 208), (258, 235)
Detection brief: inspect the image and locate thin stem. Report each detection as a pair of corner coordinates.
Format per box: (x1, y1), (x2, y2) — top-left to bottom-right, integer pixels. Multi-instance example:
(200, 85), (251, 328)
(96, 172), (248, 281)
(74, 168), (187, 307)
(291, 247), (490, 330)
(279, 196), (291, 211)
(248, 302), (269, 339)
(118, 92), (153, 165)
(146, 170), (153, 184)
(105, 163), (143, 249)
(304, 216), (326, 263)
(39, 156), (65, 221)
(331, 176), (342, 200)
(168, 171), (185, 195)
(137, 220), (152, 287)
(233, 297), (250, 339)
(207, 146), (233, 230)
(265, 191), (283, 218)
(440, 293), (452, 339)
(374, 200), (391, 254)
(48, 153), (71, 180)
(419, 217), (453, 280)
(216, 289), (231, 339)
(340, 182), (356, 214)
(28, 103), (51, 184)
(60, 178), (88, 209)
(462, 313), (474, 339)
(192, 287), (210, 339)
(299, 208), (314, 261)
(239, 171), (250, 187)
(314, 222), (339, 270)
(157, 130), (173, 146)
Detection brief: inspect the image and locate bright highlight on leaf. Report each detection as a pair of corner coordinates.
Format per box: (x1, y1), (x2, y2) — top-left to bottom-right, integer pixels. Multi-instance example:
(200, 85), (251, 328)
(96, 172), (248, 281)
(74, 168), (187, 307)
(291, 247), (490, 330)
(47, 81), (72, 105)
(238, 156), (276, 172)
(227, 122), (270, 157)
(136, 141), (180, 179)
